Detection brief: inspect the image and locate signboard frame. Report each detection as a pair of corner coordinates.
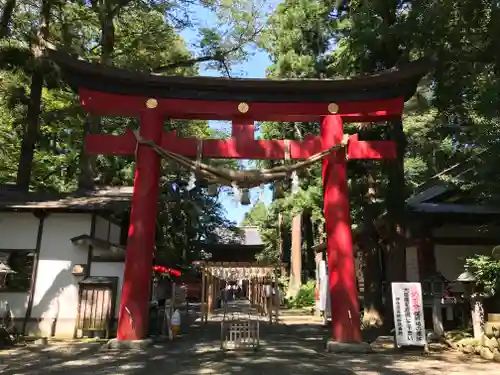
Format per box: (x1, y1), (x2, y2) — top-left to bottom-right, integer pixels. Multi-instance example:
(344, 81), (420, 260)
(391, 282), (427, 347)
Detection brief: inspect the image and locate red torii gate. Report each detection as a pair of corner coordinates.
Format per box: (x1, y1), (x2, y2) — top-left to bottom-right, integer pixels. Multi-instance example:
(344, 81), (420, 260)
(51, 52), (429, 343)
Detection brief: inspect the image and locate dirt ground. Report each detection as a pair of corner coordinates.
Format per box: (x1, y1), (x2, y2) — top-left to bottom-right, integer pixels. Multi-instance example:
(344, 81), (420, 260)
(1, 315), (498, 375)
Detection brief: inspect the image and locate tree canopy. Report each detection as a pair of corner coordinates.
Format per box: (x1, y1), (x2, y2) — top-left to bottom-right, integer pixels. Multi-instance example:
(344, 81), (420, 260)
(2, 0), (500, 279)
(0, 0), (264, 263)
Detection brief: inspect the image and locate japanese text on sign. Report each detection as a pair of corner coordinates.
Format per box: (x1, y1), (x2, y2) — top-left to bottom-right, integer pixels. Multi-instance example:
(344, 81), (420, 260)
(391, 282), (426, 347)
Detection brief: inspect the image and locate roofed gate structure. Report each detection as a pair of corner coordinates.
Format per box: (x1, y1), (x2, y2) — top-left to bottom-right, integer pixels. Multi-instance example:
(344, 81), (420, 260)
(194, 227), (286, 323)
(50, 50), (429, 344)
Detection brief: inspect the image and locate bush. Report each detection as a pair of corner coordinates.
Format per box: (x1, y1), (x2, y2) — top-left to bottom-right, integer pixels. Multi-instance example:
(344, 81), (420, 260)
(288, 280), (315, 308)
(465, 255), (500, 296)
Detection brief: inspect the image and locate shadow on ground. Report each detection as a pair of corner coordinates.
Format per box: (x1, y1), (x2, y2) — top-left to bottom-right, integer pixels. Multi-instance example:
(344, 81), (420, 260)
(0, 319), (497, 375)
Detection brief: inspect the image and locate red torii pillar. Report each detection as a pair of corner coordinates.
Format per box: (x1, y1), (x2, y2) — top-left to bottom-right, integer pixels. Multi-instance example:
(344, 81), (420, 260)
(81, 90), (398, 342)
(116, 110), (163, 340)
(322, 115), (359, 342)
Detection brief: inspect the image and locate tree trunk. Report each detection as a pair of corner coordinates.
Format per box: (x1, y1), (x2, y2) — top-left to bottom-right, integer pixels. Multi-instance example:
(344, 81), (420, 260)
(304, 211), (315, 277)
(78, 8), (116, 190)
(288, 213), (302, 298)
(360, 166), (384, 328)
(16, 0), (51, 190)
(383, 117), (407, 329)
(277, 211), (283, 262)
(0, 0), (16, 38)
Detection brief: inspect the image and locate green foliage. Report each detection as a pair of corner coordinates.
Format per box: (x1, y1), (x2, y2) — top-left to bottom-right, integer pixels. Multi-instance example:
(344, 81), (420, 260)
(244, 0), (500, 270)
(242, 201), (267, 226)
(465, 255), (500, 296)
(0, 0), (264, 264)
(286, 280), (315, 309)
(3, 0), (500, 271)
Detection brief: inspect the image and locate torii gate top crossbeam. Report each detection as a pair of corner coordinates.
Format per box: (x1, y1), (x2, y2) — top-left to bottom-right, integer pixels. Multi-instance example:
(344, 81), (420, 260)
(49, 50), (430, 122)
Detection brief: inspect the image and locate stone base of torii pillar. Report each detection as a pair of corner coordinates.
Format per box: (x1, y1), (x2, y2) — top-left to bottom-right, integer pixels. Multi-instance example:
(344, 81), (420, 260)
(103, 338), (154, 350)
(326, 340), (372, 353)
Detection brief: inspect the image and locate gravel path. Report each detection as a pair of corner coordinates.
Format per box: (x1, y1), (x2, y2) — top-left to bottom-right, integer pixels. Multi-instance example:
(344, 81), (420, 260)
(0, 314), (498, 375)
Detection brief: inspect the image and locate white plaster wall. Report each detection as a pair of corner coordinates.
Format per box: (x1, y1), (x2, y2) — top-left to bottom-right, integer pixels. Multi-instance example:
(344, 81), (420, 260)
(0, 293), (29, 318)
(435, 245), (493, 284)
(404, 244), (493, 284)
(109, 222), (121, 244)
(0, 212), (39, 319)
(31, 213), (92, 338)
(89, 261), (125, 318)
(95, 216), (108, 241)
(95, 215), (122, 243)
(0, 212), (39, 249)
(405, 246), (420, 282)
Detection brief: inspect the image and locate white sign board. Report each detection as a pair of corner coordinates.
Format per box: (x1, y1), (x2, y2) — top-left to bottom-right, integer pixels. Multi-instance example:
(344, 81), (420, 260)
(318, 260), (330, 318)
(391, 282), (426, 347)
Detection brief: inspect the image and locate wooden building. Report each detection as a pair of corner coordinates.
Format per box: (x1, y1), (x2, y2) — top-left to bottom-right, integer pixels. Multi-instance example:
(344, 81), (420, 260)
(0, 185), (131, 338)
(314, 157), (500, 331)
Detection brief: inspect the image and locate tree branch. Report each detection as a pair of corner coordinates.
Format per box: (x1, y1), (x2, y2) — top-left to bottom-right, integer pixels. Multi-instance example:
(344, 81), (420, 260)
(111, 0), (134, 18)
(152, 47), (239, 73)
(152, 24), (265, 73)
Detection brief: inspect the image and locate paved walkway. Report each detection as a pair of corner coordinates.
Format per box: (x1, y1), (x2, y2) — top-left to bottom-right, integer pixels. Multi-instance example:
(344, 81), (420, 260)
(1, 305), (498, 375)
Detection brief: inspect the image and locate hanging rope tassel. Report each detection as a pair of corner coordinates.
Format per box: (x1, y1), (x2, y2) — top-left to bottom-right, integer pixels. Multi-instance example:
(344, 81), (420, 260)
(241, 188), (251, 205)
(291, 171), (300, 195)
(259, 183), (265, 202)
(186, 173), (196, 191)
(232, 181), (241, 203)
(187, 139), (203, 191)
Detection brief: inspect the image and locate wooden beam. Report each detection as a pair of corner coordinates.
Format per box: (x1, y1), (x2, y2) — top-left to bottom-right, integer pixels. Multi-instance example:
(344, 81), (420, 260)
(79, 88), (405, 121)
(86, 130), (396, 160)
(433, 237), (500, 246)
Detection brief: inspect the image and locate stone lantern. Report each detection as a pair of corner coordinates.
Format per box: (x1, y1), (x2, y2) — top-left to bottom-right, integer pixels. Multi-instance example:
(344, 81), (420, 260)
(422, 273), (448, 337)
(456, 269), (484, 339)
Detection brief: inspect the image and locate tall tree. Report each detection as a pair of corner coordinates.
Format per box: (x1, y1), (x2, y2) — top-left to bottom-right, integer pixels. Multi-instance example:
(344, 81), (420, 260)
(0, 0), (262, 260)
(15, 0), (53, 190)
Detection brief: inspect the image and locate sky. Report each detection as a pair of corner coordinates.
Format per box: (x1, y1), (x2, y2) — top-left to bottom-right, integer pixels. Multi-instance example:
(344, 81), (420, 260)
(179, 3), (277, 225)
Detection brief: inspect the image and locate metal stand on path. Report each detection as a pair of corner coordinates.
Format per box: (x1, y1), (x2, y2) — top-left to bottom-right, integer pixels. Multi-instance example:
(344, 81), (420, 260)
(220, 301), (260, 351)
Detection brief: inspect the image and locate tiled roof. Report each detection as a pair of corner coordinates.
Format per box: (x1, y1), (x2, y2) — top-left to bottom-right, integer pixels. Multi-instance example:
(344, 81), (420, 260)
(0, 185), (133, 212)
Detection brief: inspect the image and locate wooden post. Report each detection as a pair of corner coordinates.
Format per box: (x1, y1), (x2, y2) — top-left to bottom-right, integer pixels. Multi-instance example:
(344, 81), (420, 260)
(289, 214), (303, 297)
(201, 267), (207, 324)
(207, 271), (213, 316)
(258, 278), (262, 314)
(268, 290), (273, 324)
(263, 279), (267, 317)
(249, 278), (252, 304)
(215, 276), (220, 310)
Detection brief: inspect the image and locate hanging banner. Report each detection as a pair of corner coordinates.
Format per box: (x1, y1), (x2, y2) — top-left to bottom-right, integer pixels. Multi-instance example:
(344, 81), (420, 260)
(318, 260), (329, 313)
(391, 282), (426, 347)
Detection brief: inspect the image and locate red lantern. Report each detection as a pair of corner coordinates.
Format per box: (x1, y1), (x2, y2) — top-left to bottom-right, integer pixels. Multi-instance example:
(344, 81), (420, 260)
(152, 265), (181, 277)
(169, 269), (181, 277)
